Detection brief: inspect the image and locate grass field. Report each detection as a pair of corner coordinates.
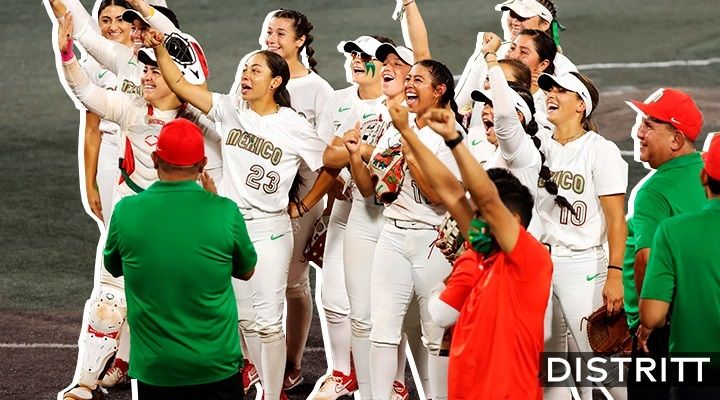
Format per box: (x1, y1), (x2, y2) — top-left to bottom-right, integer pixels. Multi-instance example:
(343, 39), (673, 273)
(1, 0), (719, 399)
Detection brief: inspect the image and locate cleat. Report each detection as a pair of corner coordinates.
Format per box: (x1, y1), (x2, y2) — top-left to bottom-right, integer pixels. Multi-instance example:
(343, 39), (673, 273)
(63, 385), (105, 400)
(391, 380), (409, 400)
(312, 370), (358, 400)
(100, 358), (128, 388)
(242, 360), (260, 394)
(282, 367), (303, 390)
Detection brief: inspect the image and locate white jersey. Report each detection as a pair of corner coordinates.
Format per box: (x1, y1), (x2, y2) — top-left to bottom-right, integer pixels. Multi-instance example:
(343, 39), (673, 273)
(533, 89), (552, 132)
(331, 85), (359, 132)
(376, 124), (461, 226)
(287, 71), (335, 142)
(335, 93), (394, 204)
(208, 93), (326, 214)
(536, 130), (628, 250)
(81, 56), (121, 144)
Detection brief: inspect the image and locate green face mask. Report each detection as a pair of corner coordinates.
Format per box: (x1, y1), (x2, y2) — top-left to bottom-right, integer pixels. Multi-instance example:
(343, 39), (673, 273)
(467, 218), (494, 255)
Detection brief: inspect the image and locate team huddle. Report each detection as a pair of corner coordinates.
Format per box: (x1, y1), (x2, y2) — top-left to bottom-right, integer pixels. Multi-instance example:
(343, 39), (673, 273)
(45, 0), (720, 399)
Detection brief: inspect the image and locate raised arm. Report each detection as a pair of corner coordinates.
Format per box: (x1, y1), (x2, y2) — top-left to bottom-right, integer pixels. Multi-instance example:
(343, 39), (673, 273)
(425, 108), (521, 253)
(145, 29), (213, 114)
(388, 105), (473, 234)
(126, 0), (179, 34)
(400, 0), (431, 62)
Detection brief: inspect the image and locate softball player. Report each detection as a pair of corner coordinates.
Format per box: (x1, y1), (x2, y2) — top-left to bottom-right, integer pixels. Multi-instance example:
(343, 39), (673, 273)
(311, 35), (385, 400)
(536, 72), (628, 400)
(148, 24), (340, 396)
(345, 60), (462, 400)
(54, 14), (217, 399)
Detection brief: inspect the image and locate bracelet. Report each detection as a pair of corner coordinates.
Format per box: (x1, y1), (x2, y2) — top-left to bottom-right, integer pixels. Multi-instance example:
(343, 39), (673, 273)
(484, 52), (497, 61)
(444, 132), (464, 150)
(60, 36), (75, 63)
(403, 0), (415, 6)
(607, 265), (623, 271)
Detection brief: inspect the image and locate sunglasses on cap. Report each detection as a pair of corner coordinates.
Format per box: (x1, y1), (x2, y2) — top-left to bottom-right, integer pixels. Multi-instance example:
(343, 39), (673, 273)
(350, 51), (376, 63)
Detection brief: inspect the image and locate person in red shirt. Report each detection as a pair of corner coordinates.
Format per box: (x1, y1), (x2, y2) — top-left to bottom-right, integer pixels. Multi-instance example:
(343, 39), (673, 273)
(387, 104), (552, 399)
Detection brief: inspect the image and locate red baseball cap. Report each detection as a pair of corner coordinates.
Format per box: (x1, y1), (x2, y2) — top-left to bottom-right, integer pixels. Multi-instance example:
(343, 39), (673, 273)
(703, 135), (720, 180)
(155, 119), (205, 166)
(626, 88), (703, 141)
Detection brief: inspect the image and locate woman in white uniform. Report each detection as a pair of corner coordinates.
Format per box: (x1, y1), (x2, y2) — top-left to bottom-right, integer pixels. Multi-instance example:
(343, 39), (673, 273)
(345, 59), (461, 400)
(536, 71), (628, 400)
(147, 26), (339, 397)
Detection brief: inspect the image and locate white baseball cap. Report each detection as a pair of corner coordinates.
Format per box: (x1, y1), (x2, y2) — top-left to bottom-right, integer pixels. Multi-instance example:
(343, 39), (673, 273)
(375, 43), (414, 66)
(471, 89), (533, 124)
(495, 0), (553, 23)
(337, 36), (383, 58)
(538, 73), (593, 116)
(138, 32), (209, 85)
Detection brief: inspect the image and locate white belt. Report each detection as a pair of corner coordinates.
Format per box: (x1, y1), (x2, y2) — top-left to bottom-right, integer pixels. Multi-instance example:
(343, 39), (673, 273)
(543, 244), (603, 257)
(239, 207), (286, 221)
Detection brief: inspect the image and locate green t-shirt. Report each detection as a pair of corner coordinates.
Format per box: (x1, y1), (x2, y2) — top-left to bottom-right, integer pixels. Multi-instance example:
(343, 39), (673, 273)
(104, 180), (257, 386)
(623, 152), (705, 328)
(641, 199), (720, 366)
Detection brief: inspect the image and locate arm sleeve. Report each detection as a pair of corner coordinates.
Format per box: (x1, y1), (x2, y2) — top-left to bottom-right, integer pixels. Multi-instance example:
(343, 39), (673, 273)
(207, 92), (227, 123)
(230, 206), (257, 279)
(103, 206), (123, 277)
(639, 222), (675, 302)
(429, 289), (461, 328)
(439, 249), (485, 311)
(592, 139), (628, 196)
(632, 187), (669, 250)
(74, 23), (134, 76)
(313, 84), (336, 143)
(63, 59), (129, 122)
(489, 66), (540, 169)
(454, 32), (488, 110)
(146, 8), (180, 34)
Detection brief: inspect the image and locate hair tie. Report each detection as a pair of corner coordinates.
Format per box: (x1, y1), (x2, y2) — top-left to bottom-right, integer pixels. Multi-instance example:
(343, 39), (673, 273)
(467, 218), (494, 255)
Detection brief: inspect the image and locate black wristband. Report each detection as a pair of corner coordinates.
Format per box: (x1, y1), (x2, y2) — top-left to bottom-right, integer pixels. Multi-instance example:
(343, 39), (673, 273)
(444, 132), (464, 149)
(607, 265), (623, 271)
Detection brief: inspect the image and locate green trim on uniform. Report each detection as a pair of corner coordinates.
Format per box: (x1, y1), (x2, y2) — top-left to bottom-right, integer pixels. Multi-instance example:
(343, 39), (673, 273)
(104, 180), (257, 386)
(641, 199), (720, 366)
(623, 152), (705, 329)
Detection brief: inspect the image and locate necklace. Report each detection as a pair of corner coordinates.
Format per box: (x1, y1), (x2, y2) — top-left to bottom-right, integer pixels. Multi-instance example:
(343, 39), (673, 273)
(553, 130), (586, 145)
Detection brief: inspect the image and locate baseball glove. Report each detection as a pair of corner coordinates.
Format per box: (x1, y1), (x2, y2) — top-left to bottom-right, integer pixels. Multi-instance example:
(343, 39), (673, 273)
(369, 143), (405, 204)
(581, 305), (631, 355)
(434, 212), (466, 262)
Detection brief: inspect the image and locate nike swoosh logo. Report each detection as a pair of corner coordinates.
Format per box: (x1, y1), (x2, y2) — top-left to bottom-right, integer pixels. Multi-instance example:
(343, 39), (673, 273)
(670, 117), (681, 125)
(363, 113), (375, 119)
(335, 380), (352, 394)
(586, 273), (601, 281)
(471, 139), (481, 146)
(270, 233), (285, 240)
(98, 70), (109, 79)
(338, 107), (351, 112)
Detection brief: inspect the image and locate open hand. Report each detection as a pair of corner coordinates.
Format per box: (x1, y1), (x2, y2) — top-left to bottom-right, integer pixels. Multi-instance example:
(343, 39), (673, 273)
(57, 11), (73, 53)
(199, 171), (217, 194)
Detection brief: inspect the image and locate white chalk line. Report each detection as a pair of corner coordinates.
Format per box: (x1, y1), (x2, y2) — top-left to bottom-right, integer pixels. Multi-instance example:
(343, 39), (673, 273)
(0, 343), (326, 353)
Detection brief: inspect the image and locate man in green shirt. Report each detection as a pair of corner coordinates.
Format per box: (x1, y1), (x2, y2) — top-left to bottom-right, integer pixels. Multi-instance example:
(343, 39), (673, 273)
(104, 119), (257, 399)
(640, 135), (720, 398)
(623, 88), (705, 399)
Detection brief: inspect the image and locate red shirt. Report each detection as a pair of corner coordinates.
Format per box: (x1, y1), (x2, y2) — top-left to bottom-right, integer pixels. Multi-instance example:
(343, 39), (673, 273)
(440, 227), (552, 399)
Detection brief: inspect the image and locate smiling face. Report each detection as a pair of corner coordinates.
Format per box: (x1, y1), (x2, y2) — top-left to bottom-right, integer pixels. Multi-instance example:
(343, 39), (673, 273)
(506, 34), (550, 75)
(265, 17), (304, 61)
(350, 51), (382, 87)
(99, 5), (131, 46)
(239, 53), (282, 103)
(635, 117), (682, 168)
(130, 19), (150, 51)
(544, 85), (585, 126)
(404, 64), (445, 115)
(142, 65), (174, 104)
(506, 10), (550, 40)
(481, 103), (497, 145)
(381, 53), (411, 98)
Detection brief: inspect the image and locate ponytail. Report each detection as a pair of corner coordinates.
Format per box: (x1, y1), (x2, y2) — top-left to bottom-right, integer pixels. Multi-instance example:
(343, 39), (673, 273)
(258, 50), (292, 109)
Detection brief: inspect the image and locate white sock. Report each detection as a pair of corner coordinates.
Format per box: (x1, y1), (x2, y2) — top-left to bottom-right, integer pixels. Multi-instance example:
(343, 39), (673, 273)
(261, 336), (287, 400)
(370, 343), (397, 400)
(326, 312), (352, 375)
(428, 353), (448, 400)
(351, 335), (372, 400)
(243, 331), (264, 374)
(395, 335), (407, 383)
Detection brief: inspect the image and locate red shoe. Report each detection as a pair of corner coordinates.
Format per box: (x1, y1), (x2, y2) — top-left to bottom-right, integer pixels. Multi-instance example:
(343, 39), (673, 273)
(100, 358), (129, 388)
(242, 359), (260, 394)
(283, 367), (303, 390)
(312, 370), (358, 400)
(392, 380), (409, 400)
